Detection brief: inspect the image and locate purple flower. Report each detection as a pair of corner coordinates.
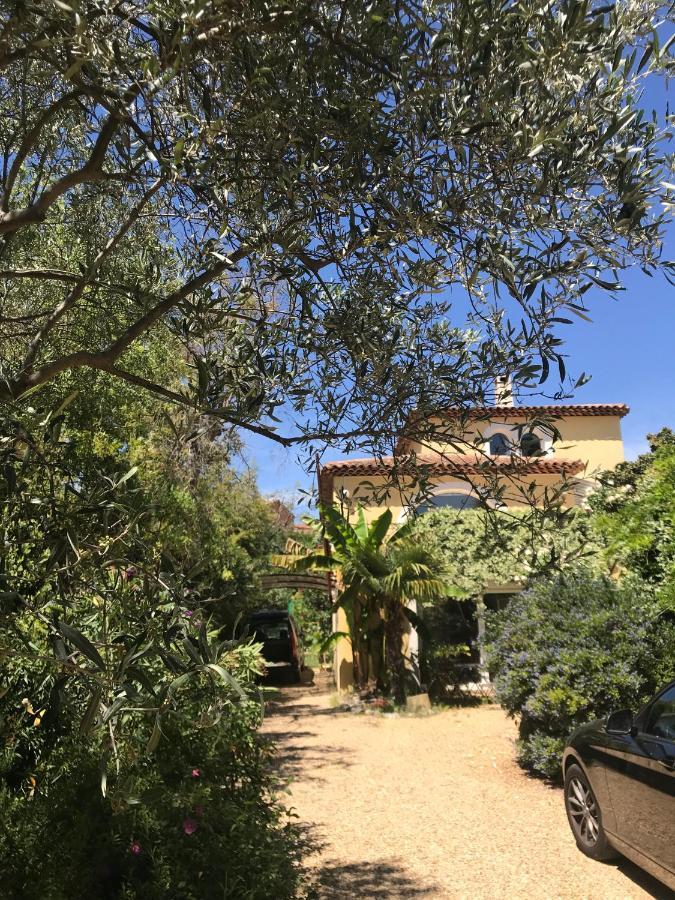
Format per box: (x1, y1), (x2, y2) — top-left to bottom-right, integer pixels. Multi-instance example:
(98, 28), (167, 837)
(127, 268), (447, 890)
(183, 817), (198, 835)
(130, 841), (142, 855)
(183, 610), (194, 618)
(191, 768), (201, 778)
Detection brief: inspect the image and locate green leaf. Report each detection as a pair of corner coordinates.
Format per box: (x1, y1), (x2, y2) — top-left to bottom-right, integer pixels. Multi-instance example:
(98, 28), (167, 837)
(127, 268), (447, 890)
(636, 42), (653, 74)
(145, 716), (162, 753)
(101, 694), (127, 723)
(167, 671), (194, 696)
(58, 622), (106, 670)
(182, 637), (203, 665)
(318, 631), (350, 657)
(64, 57), (86, 80)
(203, 663), (247, 699)
(115, 466), (138, 487)
(79, 687), (102, 735)
(367, 509), (393, 549)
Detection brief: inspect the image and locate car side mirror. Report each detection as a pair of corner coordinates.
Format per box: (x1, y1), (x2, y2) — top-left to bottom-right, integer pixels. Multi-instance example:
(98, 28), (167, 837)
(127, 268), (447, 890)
(606, 708), (635, 735)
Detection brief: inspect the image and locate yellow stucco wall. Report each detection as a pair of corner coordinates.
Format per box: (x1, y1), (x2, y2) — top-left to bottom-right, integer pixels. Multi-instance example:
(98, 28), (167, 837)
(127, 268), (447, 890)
(333, 606), (354, 692)
(553, 415), (624, 473)
(406, 413), (624, 473)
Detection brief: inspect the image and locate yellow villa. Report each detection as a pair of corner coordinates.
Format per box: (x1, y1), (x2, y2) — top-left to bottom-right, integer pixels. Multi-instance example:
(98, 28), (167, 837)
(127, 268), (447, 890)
(318, 393), (629, 691)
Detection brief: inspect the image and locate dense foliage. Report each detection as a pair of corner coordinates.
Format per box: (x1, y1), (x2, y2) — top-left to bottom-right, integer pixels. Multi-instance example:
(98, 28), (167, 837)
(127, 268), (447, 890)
(411, 506), (602, 597)
(591, 428), (675, 605)
(407, 506), (602, 695)
(0, 0), (672, 469)
(0, 387), (305, 897)
(446, 440), (675, 777)
(485, 573), (675, 779)
(0, 658), (304, 899)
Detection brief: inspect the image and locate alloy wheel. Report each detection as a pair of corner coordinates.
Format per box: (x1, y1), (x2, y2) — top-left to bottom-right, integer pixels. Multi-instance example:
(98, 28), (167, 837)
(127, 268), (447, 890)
(567, 776), (600, 846)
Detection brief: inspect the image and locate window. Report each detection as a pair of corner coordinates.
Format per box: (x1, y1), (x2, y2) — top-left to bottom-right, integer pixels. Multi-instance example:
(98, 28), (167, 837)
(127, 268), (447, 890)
(520, 432), (542, 456)
(415, 493), (480, 516)
(645, 684), (675, 741)
(489, 432), (511, 456)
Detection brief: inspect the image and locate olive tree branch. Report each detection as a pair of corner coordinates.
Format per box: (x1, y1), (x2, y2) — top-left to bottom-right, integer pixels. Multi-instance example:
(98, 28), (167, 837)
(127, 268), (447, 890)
(0, 114), (119, 235)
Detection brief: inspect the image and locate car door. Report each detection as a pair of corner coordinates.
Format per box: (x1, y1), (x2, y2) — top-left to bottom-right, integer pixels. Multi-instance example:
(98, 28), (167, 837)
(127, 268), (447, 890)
(610, 683), (675, 874)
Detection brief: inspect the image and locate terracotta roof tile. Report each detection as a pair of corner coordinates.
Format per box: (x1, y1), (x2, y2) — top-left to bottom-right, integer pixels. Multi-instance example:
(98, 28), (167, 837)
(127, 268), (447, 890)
(318, 453), (585, 503)
(445, 404), (629, 418)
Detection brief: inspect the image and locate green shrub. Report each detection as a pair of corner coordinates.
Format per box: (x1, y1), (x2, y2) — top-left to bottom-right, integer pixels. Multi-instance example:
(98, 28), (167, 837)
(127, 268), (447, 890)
(484, 572), (675, 779)
(0, 402), (307, 898)
(0, 688), (306, 900)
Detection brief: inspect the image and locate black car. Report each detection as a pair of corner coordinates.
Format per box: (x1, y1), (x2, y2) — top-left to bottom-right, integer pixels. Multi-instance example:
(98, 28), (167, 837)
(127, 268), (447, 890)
(563, 680), (675, 891)
(244, 610), (304, 682)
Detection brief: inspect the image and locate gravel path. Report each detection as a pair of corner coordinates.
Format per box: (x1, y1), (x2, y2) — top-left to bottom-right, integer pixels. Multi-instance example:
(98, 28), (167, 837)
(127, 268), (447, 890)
(262, 675), (673, 900)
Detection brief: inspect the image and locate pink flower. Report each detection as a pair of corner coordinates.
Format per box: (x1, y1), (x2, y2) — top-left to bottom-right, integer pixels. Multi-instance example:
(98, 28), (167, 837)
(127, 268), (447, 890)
(183, 817), (198, 835)
(191, 768), (201, 778)
(195, 804), (204, 818)
(130, 841), (142, 855)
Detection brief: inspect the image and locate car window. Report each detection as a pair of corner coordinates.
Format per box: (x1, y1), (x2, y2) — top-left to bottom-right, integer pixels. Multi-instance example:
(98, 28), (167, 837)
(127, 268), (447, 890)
(255, 622), (290, 641)
(645, 684), (675, 741)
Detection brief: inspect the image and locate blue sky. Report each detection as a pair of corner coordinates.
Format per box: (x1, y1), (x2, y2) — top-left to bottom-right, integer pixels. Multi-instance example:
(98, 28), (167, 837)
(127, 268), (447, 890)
(239, 75), (675, 516)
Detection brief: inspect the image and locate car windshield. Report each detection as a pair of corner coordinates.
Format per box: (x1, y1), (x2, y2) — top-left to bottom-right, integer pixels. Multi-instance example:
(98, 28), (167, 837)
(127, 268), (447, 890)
(254, 621), (290, 641)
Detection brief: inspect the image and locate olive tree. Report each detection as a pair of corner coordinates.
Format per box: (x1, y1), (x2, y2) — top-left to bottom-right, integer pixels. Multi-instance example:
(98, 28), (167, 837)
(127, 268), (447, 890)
(0, 0), (672, 460)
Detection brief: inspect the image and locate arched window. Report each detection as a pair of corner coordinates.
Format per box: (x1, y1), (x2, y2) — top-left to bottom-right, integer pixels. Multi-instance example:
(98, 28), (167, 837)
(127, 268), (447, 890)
(488, 432), (511, 456)
(520, 432), (542, 456)
(415, 493), (480, 516)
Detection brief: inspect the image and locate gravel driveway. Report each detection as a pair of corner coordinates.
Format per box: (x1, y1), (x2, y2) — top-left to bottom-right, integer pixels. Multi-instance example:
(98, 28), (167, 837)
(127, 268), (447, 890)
(262, 674), (673, 900)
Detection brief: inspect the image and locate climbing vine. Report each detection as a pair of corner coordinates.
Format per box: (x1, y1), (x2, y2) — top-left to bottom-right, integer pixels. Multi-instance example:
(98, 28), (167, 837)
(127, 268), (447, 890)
(411, 507), (604, 598)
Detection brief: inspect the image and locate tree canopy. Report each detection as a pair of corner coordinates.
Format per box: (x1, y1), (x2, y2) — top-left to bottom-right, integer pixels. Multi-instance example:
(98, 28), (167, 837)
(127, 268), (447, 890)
(591, 427), (675, 605)
(1, 0), (672, 461)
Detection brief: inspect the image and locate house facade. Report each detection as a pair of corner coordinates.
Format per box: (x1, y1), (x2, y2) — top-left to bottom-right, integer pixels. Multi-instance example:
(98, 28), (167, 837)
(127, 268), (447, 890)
(319, 400), (629, 691)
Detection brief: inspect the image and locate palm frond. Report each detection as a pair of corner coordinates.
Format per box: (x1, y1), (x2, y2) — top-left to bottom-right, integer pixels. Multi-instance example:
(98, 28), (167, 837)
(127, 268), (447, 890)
(318, 631), (351, 656)
(386, 516), (419, 546)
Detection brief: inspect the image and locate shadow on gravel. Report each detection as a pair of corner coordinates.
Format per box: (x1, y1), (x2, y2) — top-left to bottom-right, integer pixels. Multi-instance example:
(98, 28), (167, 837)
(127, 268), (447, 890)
(313, 860), (438, 898)
(615, 860), (675, 900)
(264, 735), (353, 784)
(263, 665), (316, 687)
(264, 735), (352, 782)
(262, 673), (355, 784)
(266, 702), (341, 719)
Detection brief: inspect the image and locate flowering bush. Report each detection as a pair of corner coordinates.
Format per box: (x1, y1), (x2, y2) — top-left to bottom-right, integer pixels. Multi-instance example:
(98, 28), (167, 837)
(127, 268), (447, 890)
(0, 681), (307, 899)
(484, 572), (675, 779)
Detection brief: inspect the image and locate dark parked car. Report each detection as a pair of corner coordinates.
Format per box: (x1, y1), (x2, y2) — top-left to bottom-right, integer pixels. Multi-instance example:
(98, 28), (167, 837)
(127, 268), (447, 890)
(563, 680), (675, 891)
(244, 610), (304, 682)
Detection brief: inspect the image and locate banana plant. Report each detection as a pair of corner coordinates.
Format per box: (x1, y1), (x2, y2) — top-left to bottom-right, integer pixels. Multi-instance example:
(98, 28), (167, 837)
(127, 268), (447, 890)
(274, 506), (457, 702)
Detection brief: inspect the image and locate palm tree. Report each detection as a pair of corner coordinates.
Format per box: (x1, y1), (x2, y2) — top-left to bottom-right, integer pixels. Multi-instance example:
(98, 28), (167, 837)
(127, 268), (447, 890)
(275, 506), (454, 703)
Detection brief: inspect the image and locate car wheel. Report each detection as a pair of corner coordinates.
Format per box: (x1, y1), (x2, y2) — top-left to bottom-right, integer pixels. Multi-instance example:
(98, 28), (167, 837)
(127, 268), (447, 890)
(564, 763), (618, 861)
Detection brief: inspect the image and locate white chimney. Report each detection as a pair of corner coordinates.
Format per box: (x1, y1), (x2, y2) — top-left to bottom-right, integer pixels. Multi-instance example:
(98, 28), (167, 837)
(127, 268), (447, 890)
(494, 375), (513, 406)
